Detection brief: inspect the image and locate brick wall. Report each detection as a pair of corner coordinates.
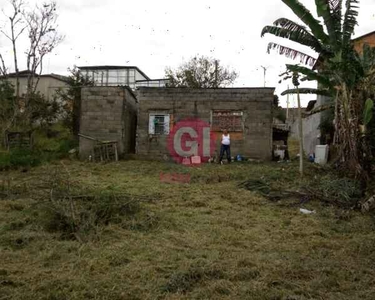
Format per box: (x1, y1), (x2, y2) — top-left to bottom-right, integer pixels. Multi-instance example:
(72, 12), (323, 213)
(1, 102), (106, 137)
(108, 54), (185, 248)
(136, 87), (274, 160)
(79, 87), (137, 159)
(354, 32), (375, 54)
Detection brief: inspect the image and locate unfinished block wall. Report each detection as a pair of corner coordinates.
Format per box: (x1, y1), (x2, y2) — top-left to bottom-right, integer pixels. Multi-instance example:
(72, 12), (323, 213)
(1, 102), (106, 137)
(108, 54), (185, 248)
(79, 87), (137, 159)
(136, 87), (274, 161)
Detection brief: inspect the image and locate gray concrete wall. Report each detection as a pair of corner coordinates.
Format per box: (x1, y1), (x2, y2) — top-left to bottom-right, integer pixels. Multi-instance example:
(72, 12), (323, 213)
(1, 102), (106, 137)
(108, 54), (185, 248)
(288, 95), (332, 155)
(136, 87), (274, 161)
(79, 86), (137, 159)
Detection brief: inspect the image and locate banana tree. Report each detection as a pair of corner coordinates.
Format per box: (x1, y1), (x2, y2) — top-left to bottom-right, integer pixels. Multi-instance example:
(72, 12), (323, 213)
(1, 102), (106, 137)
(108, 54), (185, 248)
(261, 0), (374, 177)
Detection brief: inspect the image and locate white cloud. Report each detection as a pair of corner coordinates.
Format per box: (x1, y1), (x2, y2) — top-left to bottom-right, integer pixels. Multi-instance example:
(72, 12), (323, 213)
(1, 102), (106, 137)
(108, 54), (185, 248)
(0, 0), (373, 107)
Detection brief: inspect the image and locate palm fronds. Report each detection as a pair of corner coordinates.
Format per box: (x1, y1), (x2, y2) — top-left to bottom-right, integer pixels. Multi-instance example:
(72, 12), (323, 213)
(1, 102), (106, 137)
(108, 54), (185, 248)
(342, 0), (359, 47)
(262, 22), (323, 53)
(282, 0), (330, 44)
(315, 0), (342, 48)
(267, 43), (317, 66)
(303, 102), (335, 116)
(281, 87), (331, 96)
(286, 64), (333, 87)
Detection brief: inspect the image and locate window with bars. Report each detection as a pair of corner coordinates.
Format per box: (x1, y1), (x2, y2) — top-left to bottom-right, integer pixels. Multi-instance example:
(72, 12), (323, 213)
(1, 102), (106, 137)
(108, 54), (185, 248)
(149, 113), (170, 135)
(211, 110), (243, 132)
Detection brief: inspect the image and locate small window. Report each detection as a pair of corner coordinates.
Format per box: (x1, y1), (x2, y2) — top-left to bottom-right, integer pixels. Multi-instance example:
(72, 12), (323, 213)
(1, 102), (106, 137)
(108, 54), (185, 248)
(149, 113), (170, 135)
(212, 110), (243, 132)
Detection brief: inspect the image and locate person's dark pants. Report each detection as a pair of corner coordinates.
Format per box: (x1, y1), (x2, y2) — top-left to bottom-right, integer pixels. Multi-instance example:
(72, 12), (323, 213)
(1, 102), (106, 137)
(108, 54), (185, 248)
(219, 144), (231, 163)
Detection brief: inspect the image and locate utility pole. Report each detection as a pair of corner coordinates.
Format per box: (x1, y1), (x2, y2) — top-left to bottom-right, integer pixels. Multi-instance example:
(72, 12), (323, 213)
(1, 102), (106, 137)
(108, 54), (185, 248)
(260, 65), (268, 87)
(286, 84), (290, 120)
(293, 72), (304, 177)
(214, 60), (218, 88)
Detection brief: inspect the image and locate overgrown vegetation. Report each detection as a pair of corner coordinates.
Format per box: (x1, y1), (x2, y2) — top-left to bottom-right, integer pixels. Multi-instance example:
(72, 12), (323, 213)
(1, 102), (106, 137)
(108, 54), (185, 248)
(262, 0), (375, 179)
(0, 0), (63, 129)
(56, 66), (94, 137)
(1, 160), (375, 299)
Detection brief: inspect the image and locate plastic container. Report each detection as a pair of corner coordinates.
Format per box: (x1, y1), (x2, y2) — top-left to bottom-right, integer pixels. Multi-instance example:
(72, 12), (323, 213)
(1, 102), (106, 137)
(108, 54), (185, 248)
(314, 145), (329, 165)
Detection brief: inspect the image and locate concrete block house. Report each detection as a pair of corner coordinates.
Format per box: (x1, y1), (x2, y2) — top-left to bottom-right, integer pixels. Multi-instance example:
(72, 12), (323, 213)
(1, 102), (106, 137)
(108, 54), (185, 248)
(136, 87), (274, 161)
(77, 65), (275, 162)
(79, 86), (137, 158)
(78, 65), (168, 159)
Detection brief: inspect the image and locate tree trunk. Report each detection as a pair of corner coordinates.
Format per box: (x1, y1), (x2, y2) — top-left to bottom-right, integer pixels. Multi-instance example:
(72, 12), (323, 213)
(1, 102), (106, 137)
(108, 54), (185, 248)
(333, 83), (365, 178)
(10, 19), (20, 105)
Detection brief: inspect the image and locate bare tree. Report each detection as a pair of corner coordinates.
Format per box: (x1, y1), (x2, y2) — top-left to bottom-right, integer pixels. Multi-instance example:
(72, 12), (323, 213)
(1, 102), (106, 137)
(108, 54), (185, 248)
(0, 52), (7, 77)
(24, 1), (63, 105)
(0, 0), (63, 128)
(1, 0), (27, 100)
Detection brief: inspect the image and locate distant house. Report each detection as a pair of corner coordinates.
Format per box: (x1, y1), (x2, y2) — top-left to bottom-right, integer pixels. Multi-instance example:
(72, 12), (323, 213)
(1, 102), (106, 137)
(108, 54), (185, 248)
(353, 31), (375, 54)
(2, 70), (69, 101)
(300, 30), (375, 156)
(78, 65), (169, 90)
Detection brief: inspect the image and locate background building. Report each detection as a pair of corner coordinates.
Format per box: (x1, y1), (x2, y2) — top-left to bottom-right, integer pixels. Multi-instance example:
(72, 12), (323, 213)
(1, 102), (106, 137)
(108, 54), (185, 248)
(78, 65), (169, 90)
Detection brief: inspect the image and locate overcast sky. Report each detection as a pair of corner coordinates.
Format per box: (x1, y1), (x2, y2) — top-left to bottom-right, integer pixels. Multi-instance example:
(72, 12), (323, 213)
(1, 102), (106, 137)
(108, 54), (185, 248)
(0, 0), (374, 107)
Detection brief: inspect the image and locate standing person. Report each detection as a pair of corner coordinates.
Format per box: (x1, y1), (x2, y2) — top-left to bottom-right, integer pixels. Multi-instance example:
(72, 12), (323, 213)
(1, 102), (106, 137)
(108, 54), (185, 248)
(219, 129), (231, 164)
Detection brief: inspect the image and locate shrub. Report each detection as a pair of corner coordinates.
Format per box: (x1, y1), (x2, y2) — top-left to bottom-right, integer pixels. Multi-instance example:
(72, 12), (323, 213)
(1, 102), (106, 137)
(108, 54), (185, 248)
(33, 124), (76, 156)
(303, 176), (362, 208)
(39, 192), (142, 242)
(0, 151), (11, 170)
(0, 148), (41, 170)
(9, 148), (41, 168)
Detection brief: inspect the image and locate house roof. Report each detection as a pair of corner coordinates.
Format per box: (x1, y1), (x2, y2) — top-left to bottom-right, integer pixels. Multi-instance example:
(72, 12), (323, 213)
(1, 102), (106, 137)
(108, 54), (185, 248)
(77, 65), (151, 80)
(353, 30), (375, 42)
(313, 30), (375, 70)
(135, 78), (169, 82)
(4, 70), (69, 82)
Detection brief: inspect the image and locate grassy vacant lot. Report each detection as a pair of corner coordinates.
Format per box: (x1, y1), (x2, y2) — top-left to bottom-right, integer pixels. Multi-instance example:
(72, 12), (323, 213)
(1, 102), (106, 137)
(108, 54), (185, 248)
(1, 160), (375, 300)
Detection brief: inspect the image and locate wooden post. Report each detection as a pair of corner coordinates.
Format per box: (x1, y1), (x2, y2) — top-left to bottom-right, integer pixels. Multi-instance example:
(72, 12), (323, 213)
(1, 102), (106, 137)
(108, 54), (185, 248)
(114, 143), (118, 161)
(297, 86), (304, 176)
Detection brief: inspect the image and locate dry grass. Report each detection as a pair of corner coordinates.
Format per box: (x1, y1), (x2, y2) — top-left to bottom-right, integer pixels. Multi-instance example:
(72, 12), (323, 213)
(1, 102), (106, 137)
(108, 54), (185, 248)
(1, 160), (375, 300)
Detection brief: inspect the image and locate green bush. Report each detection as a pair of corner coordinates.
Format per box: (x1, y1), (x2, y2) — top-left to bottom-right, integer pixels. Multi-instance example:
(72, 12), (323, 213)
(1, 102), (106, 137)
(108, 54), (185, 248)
(0, 149), (41, 170)
(39, 192), (142, 241)
(0, 151), (11, 170)
(30, 123), (77, 161)
(9, 149), (41, 168)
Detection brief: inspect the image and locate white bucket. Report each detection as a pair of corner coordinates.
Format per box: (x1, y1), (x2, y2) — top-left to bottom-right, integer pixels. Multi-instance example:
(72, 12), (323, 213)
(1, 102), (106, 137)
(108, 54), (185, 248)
(314, 145), (329, 165)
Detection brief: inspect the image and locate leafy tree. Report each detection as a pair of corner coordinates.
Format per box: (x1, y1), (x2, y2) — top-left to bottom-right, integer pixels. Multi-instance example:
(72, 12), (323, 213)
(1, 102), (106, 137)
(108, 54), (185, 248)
(165, 55), (238, 88)
(262, 0), (375, 178)
(56, 66), (93, 137)
(28, 91), (62, 128)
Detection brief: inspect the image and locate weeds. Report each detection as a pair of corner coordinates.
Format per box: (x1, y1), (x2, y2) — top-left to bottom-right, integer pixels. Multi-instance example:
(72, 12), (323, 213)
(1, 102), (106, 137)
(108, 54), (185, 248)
(161, 266), (226, 293)
(239, 173), (363, 208)
(0, 148), (41, 170)
(1, 160), (375, 299)
(39, 193), (143, 240)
